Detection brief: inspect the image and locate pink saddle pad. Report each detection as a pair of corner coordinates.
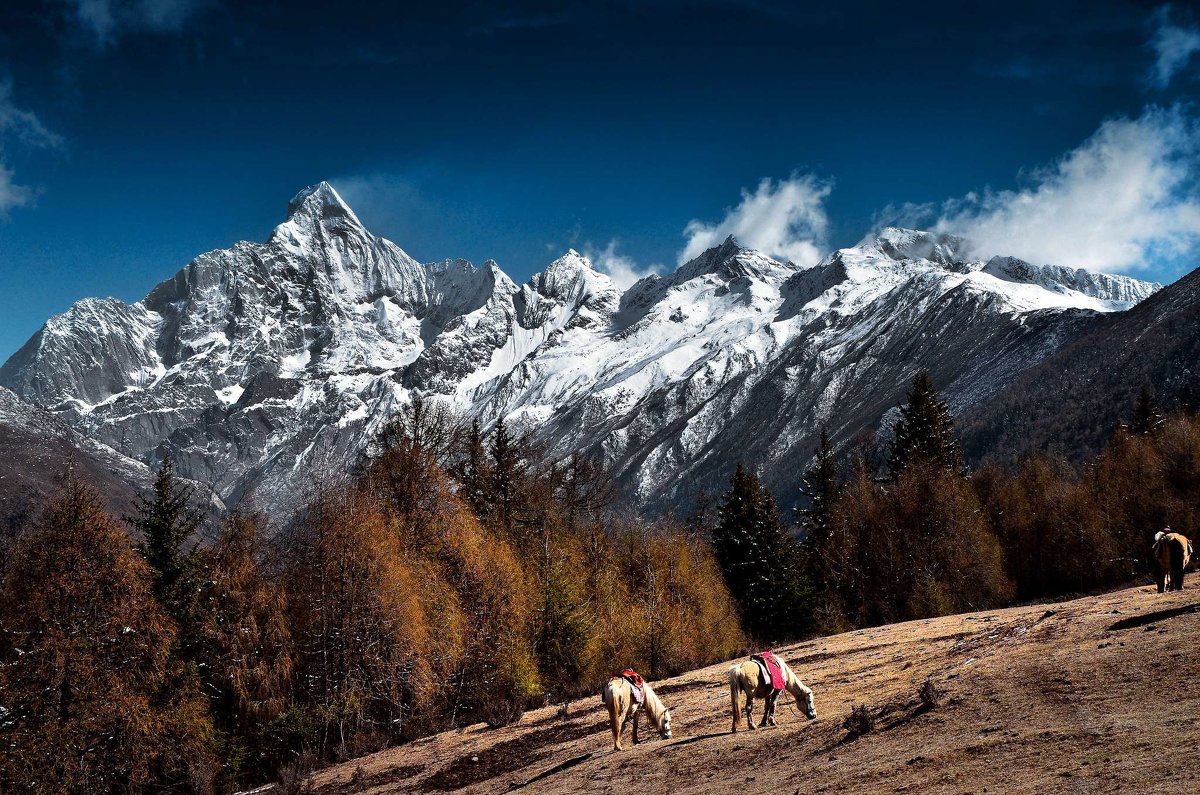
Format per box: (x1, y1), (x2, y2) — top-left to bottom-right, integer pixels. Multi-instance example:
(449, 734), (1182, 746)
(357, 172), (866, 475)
(754, 651), (786, 690)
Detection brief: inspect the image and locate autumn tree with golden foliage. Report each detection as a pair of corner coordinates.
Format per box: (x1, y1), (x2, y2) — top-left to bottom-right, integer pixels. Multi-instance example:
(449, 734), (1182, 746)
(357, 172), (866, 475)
(284, 488), (442, 758)
(0, 472), (216, 793)
(196, 512), (294, 788)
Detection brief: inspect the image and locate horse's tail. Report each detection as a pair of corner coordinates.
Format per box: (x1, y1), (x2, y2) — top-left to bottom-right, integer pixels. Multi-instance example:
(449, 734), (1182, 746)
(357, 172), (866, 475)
(1170, 536), (1185, 591)
(602, 680), (623, 749)
(728, 664), (742, 732)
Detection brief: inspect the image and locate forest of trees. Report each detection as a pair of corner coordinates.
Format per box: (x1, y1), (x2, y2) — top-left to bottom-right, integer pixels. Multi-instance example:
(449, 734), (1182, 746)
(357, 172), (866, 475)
(3, 377), (1197, 792)
(789, 375), (1200, 632)
(0, 402), (740, 793)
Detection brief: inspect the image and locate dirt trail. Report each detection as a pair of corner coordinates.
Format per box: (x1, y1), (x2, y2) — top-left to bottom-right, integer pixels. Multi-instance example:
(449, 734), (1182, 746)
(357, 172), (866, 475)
(306, 584), (1200, 794)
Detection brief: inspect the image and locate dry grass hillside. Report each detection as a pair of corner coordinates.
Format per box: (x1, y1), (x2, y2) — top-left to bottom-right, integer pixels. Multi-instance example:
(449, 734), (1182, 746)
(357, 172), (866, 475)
(299, 583), (1200, 795)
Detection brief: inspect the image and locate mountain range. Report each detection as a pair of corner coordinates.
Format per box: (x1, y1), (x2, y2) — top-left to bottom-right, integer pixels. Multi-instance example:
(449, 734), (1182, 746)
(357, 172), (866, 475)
(0, 182), (1168, 520)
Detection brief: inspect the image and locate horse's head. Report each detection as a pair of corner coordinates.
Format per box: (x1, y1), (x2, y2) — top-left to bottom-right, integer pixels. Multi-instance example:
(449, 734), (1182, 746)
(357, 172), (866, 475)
(659, 709), (673, 739)
(804, 695), (817, 720)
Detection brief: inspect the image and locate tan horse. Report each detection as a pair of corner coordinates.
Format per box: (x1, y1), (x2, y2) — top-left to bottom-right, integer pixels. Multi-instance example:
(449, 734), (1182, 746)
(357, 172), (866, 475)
(728, 655), (816, 732)
(600, 676), (672, 751)
(1153, 530), (1193, 593)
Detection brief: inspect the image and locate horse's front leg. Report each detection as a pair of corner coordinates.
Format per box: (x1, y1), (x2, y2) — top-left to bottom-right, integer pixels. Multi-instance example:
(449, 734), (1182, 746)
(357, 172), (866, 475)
(744, 695), (757, 730)
(632, 707), (641, 745)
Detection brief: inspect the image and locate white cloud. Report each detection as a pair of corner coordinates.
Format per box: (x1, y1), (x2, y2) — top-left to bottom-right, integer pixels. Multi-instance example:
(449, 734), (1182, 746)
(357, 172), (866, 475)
(587, 240), (661, 289)
(69, 0), (211, 46)
(933, 106), (1200, 272)
(0, 164), (36, 216)
(0, 81), (61, 217)
(678, 174), (832, 267)
(1149, 5), (1200, 88)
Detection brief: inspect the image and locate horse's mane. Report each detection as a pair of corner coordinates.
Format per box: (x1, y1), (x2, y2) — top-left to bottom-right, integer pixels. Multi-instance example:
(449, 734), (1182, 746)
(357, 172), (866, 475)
(641, 682), (670, 730)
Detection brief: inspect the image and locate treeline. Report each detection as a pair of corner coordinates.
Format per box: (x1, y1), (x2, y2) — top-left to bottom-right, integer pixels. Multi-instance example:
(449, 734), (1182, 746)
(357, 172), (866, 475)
(0, 401), (741, 793)
(703, 374), (1200, 639)
(4, 376), (1193, 793)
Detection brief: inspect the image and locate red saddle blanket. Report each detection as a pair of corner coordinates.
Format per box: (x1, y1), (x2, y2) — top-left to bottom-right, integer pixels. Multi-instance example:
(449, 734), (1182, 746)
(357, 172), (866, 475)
(616, 669), (645, 704)
(752, 652), (786, 690)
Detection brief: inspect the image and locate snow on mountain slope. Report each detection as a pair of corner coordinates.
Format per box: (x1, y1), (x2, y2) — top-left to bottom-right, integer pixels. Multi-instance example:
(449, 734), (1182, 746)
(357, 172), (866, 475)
(0, 386), (225, 531)
(0, 188), (1162, 518)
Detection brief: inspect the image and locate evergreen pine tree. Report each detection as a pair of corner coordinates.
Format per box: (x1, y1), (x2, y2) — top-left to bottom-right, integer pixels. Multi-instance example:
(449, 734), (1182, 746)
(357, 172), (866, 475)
(1131, 383), (1164, 436)
(888, 371), (962, 477)
(128, 454), (204, 654)
(711, 463), (809, 641)
(490, 420), (521, 535)
(533, 538), (589, 697)
(798, 430), (840, 591)
(454, 419), (491, 518)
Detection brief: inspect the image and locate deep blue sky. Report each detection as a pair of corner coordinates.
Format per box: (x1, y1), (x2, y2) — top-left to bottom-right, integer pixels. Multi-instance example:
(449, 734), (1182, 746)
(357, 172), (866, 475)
(1, 0), (1198, 359)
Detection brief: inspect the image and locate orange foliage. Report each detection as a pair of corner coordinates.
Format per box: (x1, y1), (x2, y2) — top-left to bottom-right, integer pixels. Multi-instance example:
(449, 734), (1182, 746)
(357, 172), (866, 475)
(0, 473), (215, 792)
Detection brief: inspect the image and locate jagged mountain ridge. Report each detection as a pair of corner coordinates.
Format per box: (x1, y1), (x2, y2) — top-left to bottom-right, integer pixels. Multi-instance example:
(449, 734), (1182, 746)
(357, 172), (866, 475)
(959, 263), (1200, 464)
(0, 183), (1160, 516)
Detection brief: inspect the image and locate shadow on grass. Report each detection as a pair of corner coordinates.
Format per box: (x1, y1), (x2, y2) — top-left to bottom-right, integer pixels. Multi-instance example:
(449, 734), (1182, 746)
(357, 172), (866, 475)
(1107, 603), (1200, 631)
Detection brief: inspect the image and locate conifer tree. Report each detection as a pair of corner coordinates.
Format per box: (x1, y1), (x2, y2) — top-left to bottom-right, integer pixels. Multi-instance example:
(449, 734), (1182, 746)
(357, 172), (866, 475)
(888, 371), (961, 477)
(533, 539), (590, 697)
(490, 420), (522, 535)
(798, 430), (840, 592)
(1131, 383), (1165, 436)
(456, 418), (491, 517)
(0, 471), (215, 792)
(711, 463), (809, 641)
(128, 454), (205, 653)
(197, 513), (293, 788)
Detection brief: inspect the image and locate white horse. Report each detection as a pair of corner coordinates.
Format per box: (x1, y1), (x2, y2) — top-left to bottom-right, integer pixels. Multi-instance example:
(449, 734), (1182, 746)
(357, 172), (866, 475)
(727, 655), (816, 732)
(600, 675), (673, 751)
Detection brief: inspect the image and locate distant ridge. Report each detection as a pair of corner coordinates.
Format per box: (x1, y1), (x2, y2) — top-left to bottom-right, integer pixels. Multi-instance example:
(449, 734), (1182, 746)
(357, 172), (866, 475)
(0, 185), (1163, 521)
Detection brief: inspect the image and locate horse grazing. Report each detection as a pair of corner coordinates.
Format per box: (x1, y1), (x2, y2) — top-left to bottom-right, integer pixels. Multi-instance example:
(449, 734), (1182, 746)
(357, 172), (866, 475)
(600, 670), (672, 751)
(728, 653), (816, 732)
(1152, 530), (1193, 593)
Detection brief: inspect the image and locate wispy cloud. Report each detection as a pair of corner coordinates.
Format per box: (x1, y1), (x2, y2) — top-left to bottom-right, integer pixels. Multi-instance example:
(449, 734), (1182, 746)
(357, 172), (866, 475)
(678, 174), (832, 267)
(1149, 5), (1200, 88)
(68, 0), (214, 47)
(0, 81), (62, 217)
(329, 174), (438, 245)
(932, 106), (1200, 272)
(585, 240), (661, 289)
(468, 9), (576, 37)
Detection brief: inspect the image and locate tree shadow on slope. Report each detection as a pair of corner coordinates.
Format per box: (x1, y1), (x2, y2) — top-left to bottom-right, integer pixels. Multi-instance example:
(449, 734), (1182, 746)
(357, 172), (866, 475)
(420, 719), (599, 792)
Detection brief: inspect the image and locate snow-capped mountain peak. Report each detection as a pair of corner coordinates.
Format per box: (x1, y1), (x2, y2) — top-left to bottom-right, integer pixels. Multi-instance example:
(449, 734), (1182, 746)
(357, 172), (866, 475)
(0, 190), (1164, 520)
(866, 226), (969, 267)
(285, 180), (363, 226)
(529, 250), (620, 318)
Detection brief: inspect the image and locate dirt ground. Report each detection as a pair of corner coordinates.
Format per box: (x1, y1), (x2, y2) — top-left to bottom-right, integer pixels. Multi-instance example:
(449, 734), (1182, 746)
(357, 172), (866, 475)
(304, 584), (1200, 794)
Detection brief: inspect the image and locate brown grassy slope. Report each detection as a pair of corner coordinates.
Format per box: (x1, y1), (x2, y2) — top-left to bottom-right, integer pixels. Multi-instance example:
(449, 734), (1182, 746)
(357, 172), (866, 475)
(306, 584), (1200, 795)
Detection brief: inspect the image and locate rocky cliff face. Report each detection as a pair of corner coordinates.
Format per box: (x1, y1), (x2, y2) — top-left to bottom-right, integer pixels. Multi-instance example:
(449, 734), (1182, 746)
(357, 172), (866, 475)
(0, 185), (1161, 518)
(0, 386), (223, 533)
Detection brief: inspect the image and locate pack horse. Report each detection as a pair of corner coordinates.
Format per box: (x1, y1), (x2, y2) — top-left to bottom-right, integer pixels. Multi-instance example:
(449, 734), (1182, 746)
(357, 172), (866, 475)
(727, 652), (817, 732)
(1152, 529), (1193, 593)
(601, 669), (673, 751)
